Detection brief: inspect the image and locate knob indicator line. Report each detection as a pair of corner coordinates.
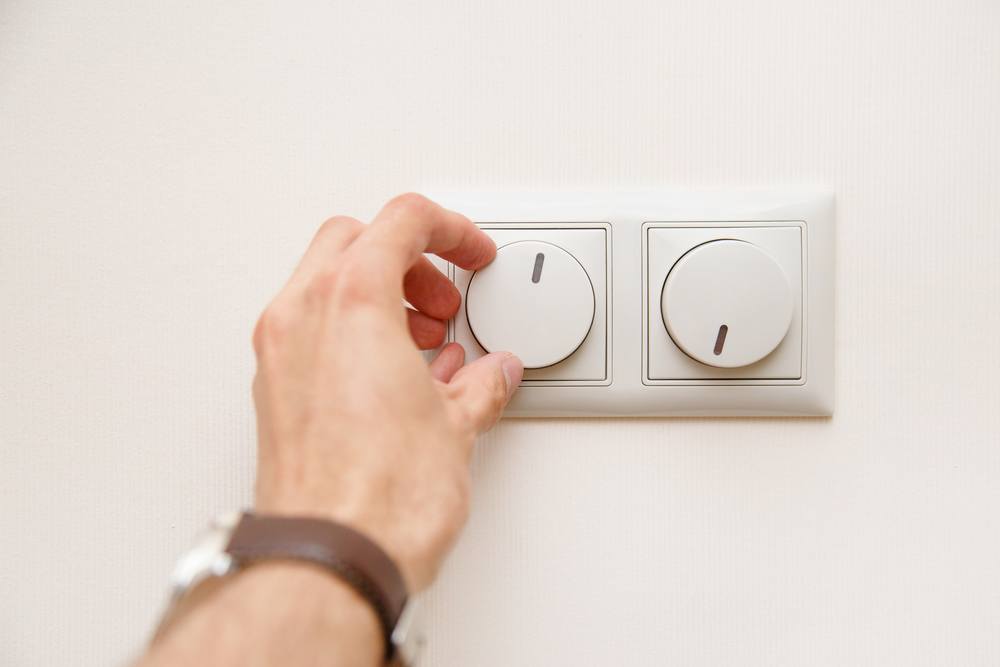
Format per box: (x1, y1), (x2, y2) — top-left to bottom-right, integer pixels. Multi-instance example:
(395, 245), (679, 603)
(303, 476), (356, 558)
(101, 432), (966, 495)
(531, 253), (545, 283)
(713, 325), (729, 356)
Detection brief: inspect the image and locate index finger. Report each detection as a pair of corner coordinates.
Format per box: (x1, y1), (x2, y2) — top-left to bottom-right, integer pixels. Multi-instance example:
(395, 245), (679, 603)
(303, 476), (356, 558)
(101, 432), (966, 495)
(356, 193), (496, 276)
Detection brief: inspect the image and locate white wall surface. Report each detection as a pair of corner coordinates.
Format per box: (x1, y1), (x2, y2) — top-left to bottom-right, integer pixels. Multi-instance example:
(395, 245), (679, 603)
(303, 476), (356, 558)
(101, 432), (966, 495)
(2, 1), (999, 665)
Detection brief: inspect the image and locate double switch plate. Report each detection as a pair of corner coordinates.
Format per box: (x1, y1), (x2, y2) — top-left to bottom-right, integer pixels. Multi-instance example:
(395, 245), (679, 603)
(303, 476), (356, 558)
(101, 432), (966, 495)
(429, 191), (834, 417)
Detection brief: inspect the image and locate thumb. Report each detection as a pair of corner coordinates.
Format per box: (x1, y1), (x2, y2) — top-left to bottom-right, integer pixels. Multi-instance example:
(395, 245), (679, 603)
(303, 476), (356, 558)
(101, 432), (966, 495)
(446, 352), (524, 433)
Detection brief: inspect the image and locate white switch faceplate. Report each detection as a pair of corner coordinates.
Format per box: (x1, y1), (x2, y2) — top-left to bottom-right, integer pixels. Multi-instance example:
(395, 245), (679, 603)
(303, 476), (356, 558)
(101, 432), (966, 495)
(429, 191), (835, 417)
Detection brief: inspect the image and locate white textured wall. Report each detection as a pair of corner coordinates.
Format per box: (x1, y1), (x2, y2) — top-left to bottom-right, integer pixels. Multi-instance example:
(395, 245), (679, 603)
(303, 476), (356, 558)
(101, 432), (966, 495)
(2, 1), (999, 665)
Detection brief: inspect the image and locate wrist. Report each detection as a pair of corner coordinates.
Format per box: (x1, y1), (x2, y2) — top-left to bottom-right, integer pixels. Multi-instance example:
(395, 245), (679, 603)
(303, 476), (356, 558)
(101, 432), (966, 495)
(149, 562), (381, 666)
(150, 511), (421, 666)
(254, 481), (445, 593)
(233, 562), (383, 662)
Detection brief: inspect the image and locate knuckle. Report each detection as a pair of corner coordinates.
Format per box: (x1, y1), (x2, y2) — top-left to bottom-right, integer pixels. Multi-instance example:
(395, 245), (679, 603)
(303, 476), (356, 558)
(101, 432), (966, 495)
(303, 253), (379, 307)
(450, 366), (508, 432)
(487, 366), (508, 412)
(332, 255), (379, 305)
(303, 267), (340, 302)
(385, 192), (432, 218)
(316, 215), (362, 240)
(453, 401), (478, 436)
(252, 303), (291, 354)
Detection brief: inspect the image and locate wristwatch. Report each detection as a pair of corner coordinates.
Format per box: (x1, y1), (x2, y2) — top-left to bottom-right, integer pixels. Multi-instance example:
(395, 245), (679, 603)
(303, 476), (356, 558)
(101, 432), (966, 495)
(155, 511), (425, 666)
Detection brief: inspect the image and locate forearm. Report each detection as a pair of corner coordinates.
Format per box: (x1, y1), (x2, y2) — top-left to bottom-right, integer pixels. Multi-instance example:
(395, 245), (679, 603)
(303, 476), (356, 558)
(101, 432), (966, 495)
(139, 562), (381, 667)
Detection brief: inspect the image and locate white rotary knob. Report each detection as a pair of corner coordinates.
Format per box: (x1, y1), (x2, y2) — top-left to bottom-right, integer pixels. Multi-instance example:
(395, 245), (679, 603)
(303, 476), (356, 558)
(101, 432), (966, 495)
(466, 241), (595, 369)
(661, 240), (793, 368)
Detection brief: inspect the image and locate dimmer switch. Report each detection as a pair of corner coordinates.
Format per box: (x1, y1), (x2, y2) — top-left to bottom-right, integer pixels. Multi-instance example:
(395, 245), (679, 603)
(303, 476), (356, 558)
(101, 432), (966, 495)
(661, 240), (793, 368)
(430, 190), (834, 417)
(450, 225), (610, 384)
(466, 240), (596, 369)
(645, 224), (804, 383)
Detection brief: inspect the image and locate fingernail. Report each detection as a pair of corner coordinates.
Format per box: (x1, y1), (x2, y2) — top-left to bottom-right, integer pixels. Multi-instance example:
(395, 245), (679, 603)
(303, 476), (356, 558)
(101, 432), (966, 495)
(501, 355), (524, 400)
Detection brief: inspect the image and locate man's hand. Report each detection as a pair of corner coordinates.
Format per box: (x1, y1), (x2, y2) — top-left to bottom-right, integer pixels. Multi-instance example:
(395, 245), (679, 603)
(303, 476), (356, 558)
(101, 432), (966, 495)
(251, 193), (523, 591)
(138, 194), (521, 667)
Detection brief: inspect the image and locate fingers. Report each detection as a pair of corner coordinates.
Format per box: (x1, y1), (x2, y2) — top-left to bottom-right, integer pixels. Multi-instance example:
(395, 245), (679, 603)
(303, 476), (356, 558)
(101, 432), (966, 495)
(446, 352), (524, 434)
(357, 193), (496, 278)
(285, 216), (365, 289)
(429, 343), (465, 383)
(404, 256), (461, 320)
(406, 308), (447, 349)
(278, 197), (486, 338)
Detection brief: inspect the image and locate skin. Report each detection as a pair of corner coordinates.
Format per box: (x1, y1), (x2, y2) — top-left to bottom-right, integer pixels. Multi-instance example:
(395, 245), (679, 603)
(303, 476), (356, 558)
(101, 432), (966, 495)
(137, 193), (524, 667)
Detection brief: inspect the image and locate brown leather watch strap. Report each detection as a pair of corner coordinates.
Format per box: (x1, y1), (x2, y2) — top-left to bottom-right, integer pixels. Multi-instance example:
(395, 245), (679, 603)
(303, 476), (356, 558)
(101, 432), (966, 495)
(225, 512), (408, 660)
